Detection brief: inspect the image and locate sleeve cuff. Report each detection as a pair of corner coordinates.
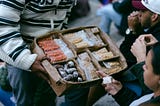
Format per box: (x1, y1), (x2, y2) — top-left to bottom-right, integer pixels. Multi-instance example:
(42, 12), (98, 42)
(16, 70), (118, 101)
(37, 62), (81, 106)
(15, 49), (37, 71)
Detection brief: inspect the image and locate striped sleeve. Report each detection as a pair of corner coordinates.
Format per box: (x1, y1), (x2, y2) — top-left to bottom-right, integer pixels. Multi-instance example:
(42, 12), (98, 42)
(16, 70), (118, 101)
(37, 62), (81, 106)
(58, 0), (75, 29)
(0, 0), (37, 71)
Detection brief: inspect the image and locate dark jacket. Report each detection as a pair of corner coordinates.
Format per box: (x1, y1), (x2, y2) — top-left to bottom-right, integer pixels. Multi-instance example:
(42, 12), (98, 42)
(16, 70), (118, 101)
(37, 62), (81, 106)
(120, 22), (160, 69)
(112, 62), (160, 106)
(113, 0), (133, 14)
(113, 0), (134, 35)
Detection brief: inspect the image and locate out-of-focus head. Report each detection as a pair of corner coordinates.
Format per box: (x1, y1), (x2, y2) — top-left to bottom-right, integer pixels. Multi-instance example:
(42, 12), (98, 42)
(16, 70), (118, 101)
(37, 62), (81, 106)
(132, 0), (160, 15)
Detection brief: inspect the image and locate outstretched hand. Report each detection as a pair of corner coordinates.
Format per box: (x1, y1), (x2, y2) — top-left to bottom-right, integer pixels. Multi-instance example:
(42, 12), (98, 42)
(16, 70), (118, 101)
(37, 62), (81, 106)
(96, 71), (122, 95)
(138, 34), (158, 46)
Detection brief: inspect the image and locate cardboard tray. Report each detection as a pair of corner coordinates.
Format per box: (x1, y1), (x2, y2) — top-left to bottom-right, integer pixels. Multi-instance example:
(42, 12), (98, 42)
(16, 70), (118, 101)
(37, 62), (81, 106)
(61, 26), (127, 75)
(32, 26), (127, 96)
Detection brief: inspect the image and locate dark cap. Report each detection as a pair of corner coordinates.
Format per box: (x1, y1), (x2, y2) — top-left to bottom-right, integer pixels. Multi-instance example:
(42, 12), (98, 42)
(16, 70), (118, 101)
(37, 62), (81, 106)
(132, 0), (148, 10)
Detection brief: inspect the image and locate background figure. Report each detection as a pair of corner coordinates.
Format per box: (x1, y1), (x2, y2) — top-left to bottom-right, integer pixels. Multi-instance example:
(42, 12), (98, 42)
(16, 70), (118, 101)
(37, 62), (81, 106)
(120, 0), (160, 69)
(117, 0), (160, 100)
(0, 87), (15, 106)
(98, 0), (112, 5)
(97, 0), (134, 35)
(69, 0), (90, 22)
(0, 61), (14, 105)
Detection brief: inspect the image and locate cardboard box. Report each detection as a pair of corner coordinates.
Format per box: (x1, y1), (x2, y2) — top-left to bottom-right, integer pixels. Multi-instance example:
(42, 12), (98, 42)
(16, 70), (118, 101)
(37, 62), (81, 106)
(32, 26), (127, 96)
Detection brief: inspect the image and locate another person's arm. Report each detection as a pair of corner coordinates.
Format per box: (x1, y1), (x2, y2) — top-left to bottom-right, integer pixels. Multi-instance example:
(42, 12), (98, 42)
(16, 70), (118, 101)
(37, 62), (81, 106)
(96, 71), (138, 106)
(138, 34), (158, 46)
(131, 38), (146, 63)
(131, 34), (158, 63)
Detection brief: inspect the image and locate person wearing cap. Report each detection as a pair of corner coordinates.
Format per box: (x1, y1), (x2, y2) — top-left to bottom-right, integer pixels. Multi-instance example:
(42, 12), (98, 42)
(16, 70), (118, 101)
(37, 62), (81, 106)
(96, 0), (160, 105)
(119, 0), (160, 69)
(92, 0), (160, 105)
(115, 0), (160, 100)
(97, 42), (160, 106)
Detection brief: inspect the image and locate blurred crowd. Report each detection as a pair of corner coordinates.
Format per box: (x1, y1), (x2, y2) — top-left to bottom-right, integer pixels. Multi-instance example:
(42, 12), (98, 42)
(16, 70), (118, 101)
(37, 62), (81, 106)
(95, 0), (160, 106)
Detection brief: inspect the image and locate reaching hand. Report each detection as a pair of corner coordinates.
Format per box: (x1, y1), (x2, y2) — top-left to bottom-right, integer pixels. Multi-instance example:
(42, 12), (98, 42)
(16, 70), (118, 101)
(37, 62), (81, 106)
(131, 34), (158, 63)
(131, 38), (146, 63)
(96, 71), (122, 95)
(138, 34), (158, 46)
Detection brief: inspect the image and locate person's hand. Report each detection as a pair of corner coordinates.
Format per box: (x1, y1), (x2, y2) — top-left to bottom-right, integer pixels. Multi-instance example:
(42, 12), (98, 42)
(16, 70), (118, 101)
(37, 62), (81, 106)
(128, 11), (141, 33)
(30, 56), (50, 83)
(131, 38), (146, 63)
(96, 71), (122, 95)
(138, 34), (158, 46)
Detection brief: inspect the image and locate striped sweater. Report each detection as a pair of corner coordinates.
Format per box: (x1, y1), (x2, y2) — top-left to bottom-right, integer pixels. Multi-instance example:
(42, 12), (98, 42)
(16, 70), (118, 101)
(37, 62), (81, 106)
(0, 0), (76, 71)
